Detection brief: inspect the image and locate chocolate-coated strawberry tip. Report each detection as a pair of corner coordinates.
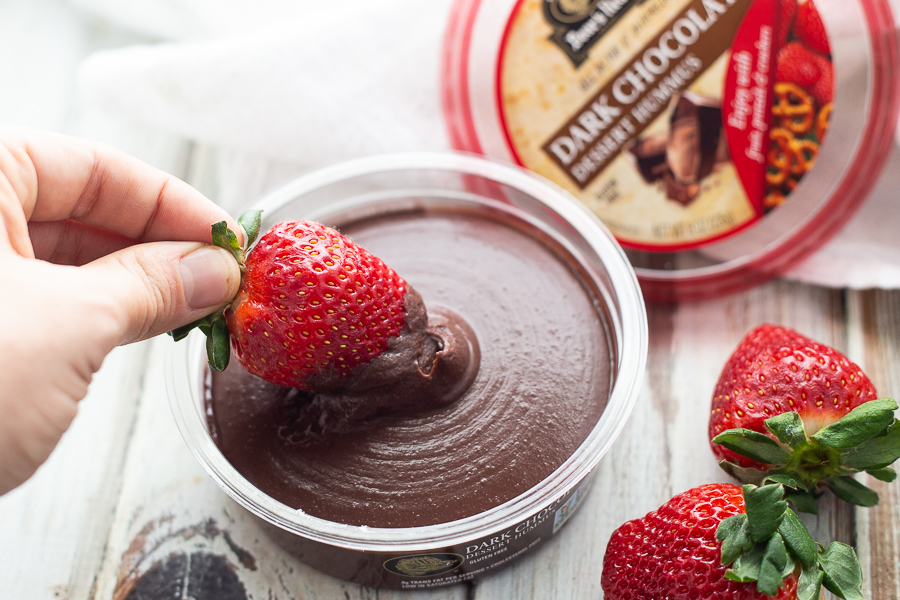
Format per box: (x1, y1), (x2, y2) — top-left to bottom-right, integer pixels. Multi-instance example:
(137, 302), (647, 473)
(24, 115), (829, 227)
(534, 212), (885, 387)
(280, 294), (481, 444)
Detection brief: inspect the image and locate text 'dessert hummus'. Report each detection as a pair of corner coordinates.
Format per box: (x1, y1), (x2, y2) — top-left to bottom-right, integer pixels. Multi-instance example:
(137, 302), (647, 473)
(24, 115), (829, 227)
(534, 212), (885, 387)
(493, 0), (834, 251)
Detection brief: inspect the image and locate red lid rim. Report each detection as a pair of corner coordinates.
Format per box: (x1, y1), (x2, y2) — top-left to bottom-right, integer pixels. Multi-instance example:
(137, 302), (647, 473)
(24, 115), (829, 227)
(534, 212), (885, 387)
(441, 0), (900, 301)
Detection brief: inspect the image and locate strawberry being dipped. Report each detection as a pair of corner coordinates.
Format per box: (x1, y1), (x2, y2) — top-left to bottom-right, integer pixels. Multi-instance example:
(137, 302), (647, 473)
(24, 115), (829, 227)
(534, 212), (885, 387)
(171, 211), (480, 441)
(602, 483), (863, 600)
(226, 219), (407, 389)
(709, 325), (900, 511)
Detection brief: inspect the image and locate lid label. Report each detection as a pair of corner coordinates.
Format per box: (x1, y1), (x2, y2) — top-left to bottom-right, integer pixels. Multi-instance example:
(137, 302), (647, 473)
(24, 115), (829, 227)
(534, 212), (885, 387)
(545, 0), (644, 66)
(499, 0), (834, 251)
(544, 0), (751, 188)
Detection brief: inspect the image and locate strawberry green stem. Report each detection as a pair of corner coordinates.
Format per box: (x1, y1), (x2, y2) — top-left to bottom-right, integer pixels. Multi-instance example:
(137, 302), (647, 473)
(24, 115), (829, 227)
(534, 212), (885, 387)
(167, 210), (263, 372)
(716, 483), (863, 600)
(713, 399), (900, 512)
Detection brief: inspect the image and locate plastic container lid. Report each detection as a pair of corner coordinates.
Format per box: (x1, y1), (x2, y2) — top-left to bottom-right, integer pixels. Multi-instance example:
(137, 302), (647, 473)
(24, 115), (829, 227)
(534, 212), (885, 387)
(442, 0), (900, 300)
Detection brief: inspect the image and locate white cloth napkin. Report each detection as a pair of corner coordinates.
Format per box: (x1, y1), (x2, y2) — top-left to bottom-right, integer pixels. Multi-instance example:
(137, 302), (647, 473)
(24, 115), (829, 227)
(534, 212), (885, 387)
(71, 0), (900, 289)
(75, 0), (454, 165)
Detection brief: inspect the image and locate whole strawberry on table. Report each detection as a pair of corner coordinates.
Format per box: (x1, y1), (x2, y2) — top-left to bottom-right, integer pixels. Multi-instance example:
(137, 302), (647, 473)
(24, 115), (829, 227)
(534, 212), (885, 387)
(601, 482), (863, 600)
(603, 323), (898, 600)
(709, 324), (900, 512)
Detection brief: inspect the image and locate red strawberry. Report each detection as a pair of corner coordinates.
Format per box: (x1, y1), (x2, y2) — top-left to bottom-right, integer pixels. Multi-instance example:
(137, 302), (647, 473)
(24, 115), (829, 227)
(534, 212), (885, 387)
(776, 42), (822, 89)
(709, 324), (900, 511)
(709, 325), (876, 461)
(809, 53), (833, 106)
(169, 211), (408, 390)
(776, 0), (798, 48)
(794, 0), (830, 55)
(602, 483), (862, 600)
(172, 210), (481, 441)
(225, 220), (407, 389)
(172, 211), (482, 442)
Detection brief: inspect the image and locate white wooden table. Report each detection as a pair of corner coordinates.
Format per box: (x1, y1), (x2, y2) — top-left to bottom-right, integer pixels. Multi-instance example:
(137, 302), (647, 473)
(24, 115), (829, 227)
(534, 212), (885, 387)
(1, 1), (898, 598)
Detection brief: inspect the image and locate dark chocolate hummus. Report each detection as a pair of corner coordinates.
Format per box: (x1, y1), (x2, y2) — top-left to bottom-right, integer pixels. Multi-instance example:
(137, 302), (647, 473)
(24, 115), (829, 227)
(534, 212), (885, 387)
(207, 208), (613, 528)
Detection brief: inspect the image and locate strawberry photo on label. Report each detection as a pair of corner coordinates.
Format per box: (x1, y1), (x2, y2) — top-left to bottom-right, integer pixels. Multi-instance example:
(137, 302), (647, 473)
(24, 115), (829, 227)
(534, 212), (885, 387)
(601, 483), (863, 600)
(794, 0), (830, 55)
(709, 324), (900, 512)
(776, 0), (798, 48)
(808, 53), (833, 106)
(776, 42), (822, 89)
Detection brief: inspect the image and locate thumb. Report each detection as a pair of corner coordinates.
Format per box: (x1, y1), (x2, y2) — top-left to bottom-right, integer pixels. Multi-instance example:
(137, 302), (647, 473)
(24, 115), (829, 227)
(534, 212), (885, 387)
(83, 242), (241, 344)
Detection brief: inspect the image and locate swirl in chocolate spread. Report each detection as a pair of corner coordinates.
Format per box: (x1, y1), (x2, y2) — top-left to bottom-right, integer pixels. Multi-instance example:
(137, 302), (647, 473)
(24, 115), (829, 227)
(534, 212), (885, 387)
(206, 208), (612, 528)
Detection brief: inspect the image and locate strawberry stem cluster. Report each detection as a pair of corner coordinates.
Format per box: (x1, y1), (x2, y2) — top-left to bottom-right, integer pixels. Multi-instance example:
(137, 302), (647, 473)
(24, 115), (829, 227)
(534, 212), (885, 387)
(715, 483), (862, 600)
(714, 399), (900, 512)
(168, 210), (263, 372)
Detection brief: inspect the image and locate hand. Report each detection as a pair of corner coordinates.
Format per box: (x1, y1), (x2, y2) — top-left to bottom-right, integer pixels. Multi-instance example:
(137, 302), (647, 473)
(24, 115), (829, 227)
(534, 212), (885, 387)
(0, 127), (241, 495)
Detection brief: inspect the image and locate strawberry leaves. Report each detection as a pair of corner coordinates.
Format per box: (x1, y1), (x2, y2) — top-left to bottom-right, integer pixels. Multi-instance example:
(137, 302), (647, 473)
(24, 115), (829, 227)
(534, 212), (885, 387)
(794, 543), (864, 600)
(744, 483), (787, 541)
(777, 509), (817, 568)
(713, 399), (900, 509)
(205, 318), (231, 373)
(717, 514), (753, 565)
(717, 484), (790, 594)
(209, 209), (262, 268)
(796, 566), (824, 600)
(818, 543), (865, 600)
(716, 484), (863, 600)
(812, 398), (897, 448)
(238, 210), (262, 251)
(765, 411), (807, 449)
(168, 210), (263, 372)
(211, 220), (243, 266)
(714, 429), (793, 466)
(825, 476), (879, 508)
(843, 421), (900, 469)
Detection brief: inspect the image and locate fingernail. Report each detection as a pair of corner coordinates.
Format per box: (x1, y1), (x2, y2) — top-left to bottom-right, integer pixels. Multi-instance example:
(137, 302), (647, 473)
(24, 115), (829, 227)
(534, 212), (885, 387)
(179, 246), (237, 309)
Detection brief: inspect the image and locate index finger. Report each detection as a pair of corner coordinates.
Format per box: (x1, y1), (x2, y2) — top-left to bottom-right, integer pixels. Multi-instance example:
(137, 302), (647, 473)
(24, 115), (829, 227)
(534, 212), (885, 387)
(2, 126), (239, 244)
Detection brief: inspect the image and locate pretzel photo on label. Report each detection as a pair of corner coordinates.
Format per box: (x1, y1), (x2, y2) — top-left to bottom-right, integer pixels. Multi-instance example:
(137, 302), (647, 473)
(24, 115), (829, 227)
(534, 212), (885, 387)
(816, 103), (833, 142)
(768, 128), (800, 178)
(766, 131), (793, 188)
(790, 139), (819, 175)
(764, 190), (787, 209)
(772, 82), (815, 135)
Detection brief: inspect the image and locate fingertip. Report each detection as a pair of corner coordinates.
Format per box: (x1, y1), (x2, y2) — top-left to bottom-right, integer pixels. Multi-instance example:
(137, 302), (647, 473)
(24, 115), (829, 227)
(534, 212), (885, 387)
(83, 241), (241, 344)
(179, 245), (241, 310)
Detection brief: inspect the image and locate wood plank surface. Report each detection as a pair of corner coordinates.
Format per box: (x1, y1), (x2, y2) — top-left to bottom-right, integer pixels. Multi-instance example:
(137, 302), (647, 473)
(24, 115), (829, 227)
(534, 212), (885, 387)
(851, 290), (900, 600)
(0, 0), (898, 599)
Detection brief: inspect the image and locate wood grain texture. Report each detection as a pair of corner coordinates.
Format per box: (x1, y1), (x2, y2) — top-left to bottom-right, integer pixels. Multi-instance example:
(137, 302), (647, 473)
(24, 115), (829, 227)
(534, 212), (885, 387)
(87, 338), (471, 600)
(1, 0), (899, 598)
(850, 290), (900, 600)
(474, 281), (855, 599)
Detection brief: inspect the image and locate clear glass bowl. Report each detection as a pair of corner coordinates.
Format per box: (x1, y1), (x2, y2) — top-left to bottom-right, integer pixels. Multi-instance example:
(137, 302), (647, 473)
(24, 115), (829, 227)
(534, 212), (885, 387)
(166, 152), (647, 586)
